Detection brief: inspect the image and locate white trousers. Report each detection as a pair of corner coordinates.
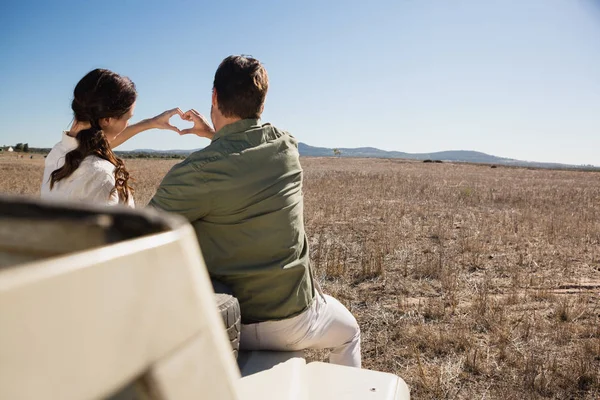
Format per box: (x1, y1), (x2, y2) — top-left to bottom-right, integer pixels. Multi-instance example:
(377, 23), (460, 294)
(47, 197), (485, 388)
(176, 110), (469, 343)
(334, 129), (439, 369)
(240, 294), (361, 368)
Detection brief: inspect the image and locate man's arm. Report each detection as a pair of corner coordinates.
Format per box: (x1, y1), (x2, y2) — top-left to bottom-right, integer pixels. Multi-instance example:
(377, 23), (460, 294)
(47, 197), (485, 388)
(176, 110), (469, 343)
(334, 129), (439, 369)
(148, 158), (211, 221)
(110, 108), (184, 149)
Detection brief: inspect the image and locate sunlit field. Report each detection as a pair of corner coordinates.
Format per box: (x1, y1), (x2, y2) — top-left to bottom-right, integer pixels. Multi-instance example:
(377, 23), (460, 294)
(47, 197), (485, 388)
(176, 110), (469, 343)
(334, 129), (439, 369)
(2, 152), (599, 399)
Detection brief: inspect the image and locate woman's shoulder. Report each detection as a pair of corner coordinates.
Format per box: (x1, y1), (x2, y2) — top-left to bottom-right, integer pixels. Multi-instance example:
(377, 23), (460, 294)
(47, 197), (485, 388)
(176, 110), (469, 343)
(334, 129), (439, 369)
(72, 156), (117, 192)
(81, 155), (117, 175)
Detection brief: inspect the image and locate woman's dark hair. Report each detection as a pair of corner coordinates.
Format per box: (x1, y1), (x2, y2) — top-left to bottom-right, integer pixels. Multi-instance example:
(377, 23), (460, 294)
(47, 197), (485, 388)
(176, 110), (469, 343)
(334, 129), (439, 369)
(50, 69), (137, 203)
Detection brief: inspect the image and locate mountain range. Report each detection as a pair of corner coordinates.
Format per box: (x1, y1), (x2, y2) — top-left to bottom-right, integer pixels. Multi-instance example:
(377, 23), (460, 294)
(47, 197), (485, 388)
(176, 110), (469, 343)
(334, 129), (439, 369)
(130, 143), (597, 170)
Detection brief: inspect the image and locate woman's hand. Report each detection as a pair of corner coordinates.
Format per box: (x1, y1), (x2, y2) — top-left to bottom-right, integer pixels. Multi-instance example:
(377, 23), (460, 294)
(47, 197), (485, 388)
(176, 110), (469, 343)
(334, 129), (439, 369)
(180, 109), (215, 139)
(110, 108), (185, 149)
(149, 108), (185, 133)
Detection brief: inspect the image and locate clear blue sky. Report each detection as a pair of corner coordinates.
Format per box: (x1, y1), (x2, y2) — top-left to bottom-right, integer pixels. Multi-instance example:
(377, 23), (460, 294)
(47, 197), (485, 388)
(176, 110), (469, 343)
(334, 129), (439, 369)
(1, 0), (599, 165)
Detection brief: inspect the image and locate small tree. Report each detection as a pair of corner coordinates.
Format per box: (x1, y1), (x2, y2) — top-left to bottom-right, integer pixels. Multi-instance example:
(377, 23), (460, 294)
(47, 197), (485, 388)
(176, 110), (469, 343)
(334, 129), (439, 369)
(15, 143), (23, 151)
(333, 148), (342, 157)
(23, 143), (29, 152)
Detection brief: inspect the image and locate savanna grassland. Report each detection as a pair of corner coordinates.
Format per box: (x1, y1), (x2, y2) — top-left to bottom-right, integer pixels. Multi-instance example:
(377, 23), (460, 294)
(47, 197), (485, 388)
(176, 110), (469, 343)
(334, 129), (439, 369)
(1, 152), (599, 399)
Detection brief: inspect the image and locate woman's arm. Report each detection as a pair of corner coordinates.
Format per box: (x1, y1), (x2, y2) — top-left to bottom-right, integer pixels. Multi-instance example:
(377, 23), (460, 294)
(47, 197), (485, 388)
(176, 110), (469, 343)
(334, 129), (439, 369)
(110, 108), (184, 149)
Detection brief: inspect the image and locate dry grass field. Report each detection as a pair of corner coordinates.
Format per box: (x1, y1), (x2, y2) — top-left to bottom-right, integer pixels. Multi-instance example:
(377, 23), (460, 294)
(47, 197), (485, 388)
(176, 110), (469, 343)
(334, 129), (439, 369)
(1, 152), (599, 399)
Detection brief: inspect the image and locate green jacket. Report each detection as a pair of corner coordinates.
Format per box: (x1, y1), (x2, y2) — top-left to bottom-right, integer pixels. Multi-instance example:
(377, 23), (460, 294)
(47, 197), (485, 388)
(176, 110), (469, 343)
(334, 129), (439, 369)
(149, 119), (315, 323)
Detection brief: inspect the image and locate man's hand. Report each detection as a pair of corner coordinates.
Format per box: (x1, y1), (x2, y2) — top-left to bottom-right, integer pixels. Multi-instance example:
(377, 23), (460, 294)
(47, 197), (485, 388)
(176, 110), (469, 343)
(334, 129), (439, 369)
(148, 108), (185, 133)
(181, 109), (215, 139)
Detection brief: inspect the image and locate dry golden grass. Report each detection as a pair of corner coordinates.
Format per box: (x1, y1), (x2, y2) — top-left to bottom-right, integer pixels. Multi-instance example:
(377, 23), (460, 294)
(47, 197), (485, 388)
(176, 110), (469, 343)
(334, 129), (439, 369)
(2, 152), (599, 399)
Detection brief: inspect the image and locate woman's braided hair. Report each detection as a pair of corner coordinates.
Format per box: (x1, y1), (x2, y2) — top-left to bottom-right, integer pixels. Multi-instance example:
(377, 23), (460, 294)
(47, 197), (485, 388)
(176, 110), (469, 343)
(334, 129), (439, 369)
(50, 69), (137, 203)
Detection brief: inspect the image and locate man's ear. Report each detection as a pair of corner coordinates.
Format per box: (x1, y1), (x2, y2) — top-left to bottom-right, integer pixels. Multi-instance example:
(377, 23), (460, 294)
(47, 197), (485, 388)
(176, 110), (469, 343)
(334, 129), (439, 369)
(212, 89), (218, 107)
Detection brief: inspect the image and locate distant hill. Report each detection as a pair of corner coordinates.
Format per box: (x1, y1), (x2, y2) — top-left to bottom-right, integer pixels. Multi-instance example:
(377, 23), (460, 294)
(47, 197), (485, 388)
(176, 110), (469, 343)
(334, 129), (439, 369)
(297, 143), (598, 170)
(298, 143), (511, 163)
(131, 149), (197, 155)
(129, 143), (598, 170)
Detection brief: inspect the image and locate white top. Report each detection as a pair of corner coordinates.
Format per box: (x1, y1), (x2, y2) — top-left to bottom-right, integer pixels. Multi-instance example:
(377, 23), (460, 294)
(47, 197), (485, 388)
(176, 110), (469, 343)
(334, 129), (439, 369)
(41, 132), (135, 207)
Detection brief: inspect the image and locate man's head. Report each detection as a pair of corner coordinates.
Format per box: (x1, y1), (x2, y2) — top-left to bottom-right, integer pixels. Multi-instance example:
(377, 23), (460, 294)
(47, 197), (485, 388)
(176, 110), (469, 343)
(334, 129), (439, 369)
(211, 55), (269, 127)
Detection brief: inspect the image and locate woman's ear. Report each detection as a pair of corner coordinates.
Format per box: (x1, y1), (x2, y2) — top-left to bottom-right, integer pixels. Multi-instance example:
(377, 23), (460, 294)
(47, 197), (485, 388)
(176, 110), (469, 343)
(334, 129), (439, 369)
(98, 117), (112, 129)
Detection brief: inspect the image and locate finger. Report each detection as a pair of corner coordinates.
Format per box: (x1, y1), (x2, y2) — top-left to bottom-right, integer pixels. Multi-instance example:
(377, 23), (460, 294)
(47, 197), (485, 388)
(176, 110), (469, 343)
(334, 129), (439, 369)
(166, 124), (181, 133)
(180, 128), (195, 135)
(191, 109), (201, 116)
(165, 108), (181, 117)
(183, 111), (199, 122)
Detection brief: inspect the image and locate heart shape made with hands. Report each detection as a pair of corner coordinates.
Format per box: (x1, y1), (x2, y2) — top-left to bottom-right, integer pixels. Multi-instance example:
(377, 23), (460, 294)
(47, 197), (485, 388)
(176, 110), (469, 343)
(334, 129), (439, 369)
(169, 114), (194, 132)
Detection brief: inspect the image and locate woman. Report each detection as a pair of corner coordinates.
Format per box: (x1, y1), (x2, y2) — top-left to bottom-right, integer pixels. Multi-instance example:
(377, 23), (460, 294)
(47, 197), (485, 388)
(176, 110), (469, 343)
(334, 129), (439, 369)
(41, 68), (182, 207)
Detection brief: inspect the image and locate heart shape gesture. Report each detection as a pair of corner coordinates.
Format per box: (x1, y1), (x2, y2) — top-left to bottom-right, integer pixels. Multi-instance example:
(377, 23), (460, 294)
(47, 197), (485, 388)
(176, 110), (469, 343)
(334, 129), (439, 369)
(149, 108), (215, 140)
(180, 109), (215, 139)
(150, 108), (186, 133)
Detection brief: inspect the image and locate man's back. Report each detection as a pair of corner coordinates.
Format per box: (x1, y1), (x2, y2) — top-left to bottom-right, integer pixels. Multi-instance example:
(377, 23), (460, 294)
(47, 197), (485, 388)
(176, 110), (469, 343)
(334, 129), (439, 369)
(150, 119), (315, 323)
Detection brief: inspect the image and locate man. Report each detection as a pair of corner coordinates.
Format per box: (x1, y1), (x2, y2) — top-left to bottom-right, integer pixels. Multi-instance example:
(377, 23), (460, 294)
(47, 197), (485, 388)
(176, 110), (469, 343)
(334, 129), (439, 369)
(149, 55), (361, 367)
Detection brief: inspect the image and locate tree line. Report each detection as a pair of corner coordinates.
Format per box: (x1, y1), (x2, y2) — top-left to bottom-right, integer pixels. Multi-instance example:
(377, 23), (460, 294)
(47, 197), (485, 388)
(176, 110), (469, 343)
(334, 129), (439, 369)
(2, 143), (30, 152)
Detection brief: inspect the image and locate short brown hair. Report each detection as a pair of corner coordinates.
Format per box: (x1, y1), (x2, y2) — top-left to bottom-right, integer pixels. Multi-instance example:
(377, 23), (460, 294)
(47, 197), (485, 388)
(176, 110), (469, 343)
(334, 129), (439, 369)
(213, 55), (269, 119)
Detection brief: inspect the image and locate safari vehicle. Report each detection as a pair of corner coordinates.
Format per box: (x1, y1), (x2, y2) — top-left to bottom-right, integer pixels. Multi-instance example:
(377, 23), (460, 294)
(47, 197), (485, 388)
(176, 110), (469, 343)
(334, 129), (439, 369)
(0, 196), (410, 399)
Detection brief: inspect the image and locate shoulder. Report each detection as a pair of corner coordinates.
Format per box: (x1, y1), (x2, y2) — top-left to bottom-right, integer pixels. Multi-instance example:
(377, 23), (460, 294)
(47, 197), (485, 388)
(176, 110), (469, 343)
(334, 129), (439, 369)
(273, 124), (296, 140)
(77, 156), (117, 188)
(263, 123), (298, 145)
(81, 155), (116, 175)
(183, 146), (225, 170)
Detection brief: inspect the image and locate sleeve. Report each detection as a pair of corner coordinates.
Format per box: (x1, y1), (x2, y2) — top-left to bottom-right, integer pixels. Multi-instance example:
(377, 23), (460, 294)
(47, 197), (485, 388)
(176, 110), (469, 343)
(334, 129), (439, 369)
(148, 159), (211, 221)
